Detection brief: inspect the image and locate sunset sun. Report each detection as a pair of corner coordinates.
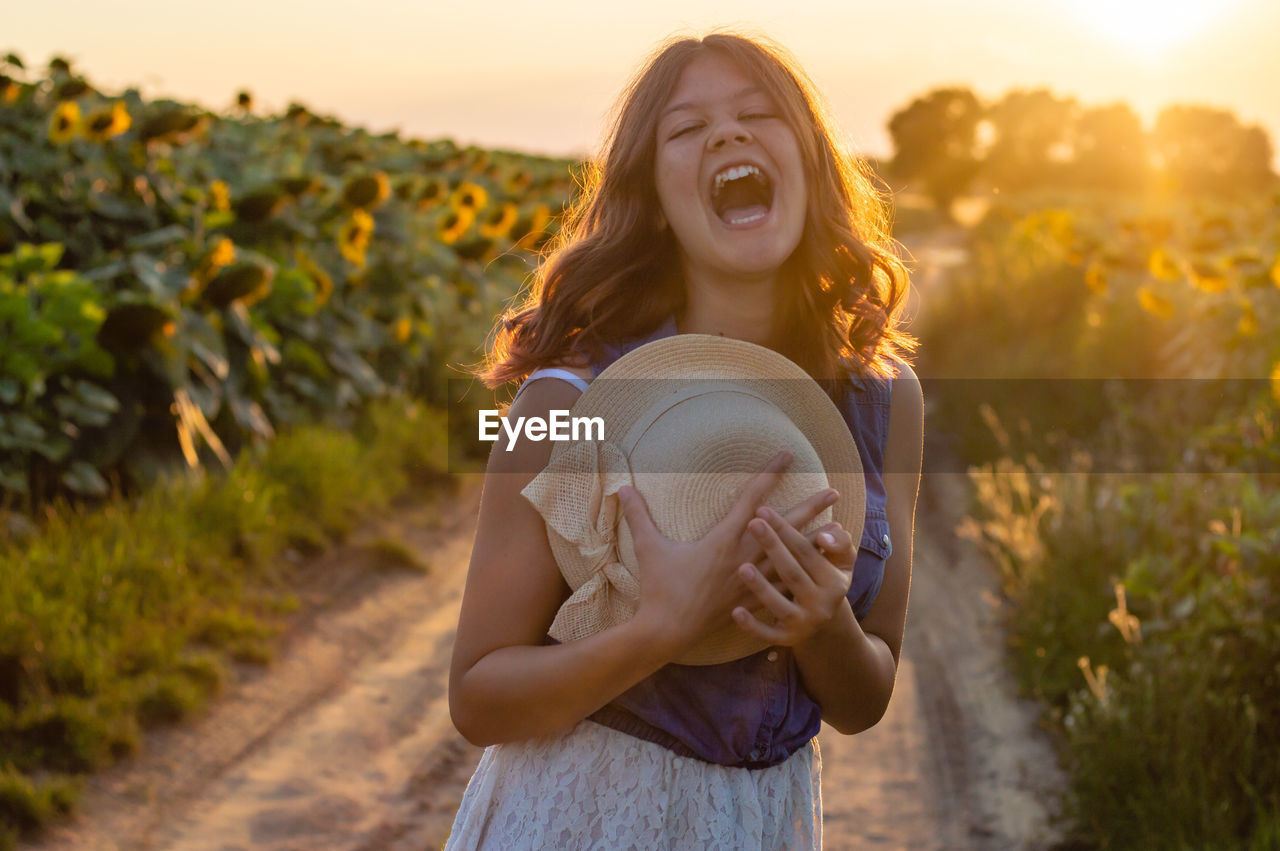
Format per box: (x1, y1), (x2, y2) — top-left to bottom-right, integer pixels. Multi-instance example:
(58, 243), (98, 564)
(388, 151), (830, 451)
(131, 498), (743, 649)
(1065, 0), (1231, 57)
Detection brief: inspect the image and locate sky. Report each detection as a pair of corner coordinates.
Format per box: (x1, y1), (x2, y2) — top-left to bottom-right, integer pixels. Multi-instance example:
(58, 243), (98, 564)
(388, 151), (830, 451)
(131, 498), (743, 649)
(7, 0), (1279, 166)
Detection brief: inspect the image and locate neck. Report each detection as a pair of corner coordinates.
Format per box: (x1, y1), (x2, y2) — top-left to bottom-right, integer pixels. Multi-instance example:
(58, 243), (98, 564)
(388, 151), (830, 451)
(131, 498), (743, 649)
(674, 264), (778, 348)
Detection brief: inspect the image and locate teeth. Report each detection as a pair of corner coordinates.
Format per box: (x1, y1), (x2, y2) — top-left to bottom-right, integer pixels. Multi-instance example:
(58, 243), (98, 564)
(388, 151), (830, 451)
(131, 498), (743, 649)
(713, 163), (763, 192)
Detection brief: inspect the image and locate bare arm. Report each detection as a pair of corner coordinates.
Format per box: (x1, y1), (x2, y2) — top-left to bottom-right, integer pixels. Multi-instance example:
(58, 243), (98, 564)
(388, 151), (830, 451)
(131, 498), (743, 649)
(448, 373), (683, 747)
(790, 359), (923, 734)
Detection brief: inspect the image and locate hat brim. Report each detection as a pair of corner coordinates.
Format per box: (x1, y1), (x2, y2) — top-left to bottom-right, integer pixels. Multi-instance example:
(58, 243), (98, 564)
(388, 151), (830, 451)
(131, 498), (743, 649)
(531, 333), (865, 666)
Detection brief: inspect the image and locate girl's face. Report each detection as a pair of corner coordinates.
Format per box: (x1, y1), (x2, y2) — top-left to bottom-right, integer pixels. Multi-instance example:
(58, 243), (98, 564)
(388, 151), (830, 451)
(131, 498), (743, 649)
(653, 52), (807, 283)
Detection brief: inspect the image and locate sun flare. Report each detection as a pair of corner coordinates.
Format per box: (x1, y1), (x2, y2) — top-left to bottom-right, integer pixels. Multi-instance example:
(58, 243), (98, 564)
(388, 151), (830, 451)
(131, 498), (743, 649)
(1065, 0), (1232, 57)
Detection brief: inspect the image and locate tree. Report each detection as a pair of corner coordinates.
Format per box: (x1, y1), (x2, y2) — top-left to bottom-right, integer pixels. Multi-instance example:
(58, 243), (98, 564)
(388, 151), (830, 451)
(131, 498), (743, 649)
(1152, 105), (1276, 194)
(1070, 103), (1150, 191)
(983, 88), (1079, 192)
(887, 86), (984, 218)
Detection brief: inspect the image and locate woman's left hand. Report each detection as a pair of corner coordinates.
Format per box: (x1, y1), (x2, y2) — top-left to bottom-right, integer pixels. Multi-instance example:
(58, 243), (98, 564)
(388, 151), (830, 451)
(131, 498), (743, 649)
(732, 505), (857, 646)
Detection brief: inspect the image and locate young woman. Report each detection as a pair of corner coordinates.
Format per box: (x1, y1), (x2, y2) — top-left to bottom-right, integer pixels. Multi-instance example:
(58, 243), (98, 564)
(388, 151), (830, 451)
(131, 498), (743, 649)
(446, 29), (923, 848)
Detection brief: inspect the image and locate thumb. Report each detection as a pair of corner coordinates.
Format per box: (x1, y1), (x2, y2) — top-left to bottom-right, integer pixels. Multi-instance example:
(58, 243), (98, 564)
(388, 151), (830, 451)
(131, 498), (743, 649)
(617, 485), (660, 543)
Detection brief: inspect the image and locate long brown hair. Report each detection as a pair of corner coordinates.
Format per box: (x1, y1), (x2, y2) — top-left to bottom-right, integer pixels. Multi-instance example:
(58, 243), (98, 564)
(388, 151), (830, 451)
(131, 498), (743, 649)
(474, 28), (916, 400)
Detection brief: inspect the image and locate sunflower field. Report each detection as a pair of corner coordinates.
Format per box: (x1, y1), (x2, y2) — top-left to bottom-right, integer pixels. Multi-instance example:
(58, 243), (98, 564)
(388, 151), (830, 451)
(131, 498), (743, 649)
(917, 185), (1280, 848)
(0, 52), (575, 511)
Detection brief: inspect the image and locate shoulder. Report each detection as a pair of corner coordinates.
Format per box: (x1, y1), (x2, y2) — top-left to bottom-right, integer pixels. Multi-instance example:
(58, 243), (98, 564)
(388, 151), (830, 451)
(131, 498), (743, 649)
(883, 355), (923, 474)
(543, 361), (595, 382)
(885, 355), (922, 410)
(491, 371), (589, 474)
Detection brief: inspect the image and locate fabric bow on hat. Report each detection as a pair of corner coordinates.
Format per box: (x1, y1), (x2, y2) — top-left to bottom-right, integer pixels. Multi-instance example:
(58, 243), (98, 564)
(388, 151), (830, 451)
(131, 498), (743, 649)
(521, 439), (640, 644)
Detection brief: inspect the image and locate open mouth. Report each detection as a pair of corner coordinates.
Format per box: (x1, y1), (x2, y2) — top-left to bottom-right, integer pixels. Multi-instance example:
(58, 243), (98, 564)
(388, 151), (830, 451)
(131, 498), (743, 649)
(710, 163), (774, 226)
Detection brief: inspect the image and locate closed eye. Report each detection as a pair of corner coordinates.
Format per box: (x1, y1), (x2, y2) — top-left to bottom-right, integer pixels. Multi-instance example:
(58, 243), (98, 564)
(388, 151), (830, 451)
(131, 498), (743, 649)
(670, 123), (702, 139)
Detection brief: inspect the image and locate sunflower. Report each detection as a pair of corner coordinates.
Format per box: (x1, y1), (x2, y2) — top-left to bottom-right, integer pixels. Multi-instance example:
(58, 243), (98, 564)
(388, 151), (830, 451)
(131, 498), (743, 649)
(416, 177), (447, 210)
(209, 180), (230, 212)
(479, 202), (518, 240)
(436, 206), (475, 245)
(1136, 286), (1174, 319)
(83, 100), (131, 142)
(0, 74), (19, 104)
(338, 208), (375, 267)
(209, 236), (236, 268)
(48, 100), (80, 143)
(466, 149), (490, 174)
(183, 236), (237, 302)
(1271, 252), (1280, 290)
(54, 77), (91, 99)
(393, 316), (412, 344)
(1188, 262), (1229, 293)
(449, 180), (487, 213)
(294, 247), (334, 306)
(514, 202), (552, 249)
(1147, 247), (1182, 282)
(342, 171), (391, 210)
(503, 169), (532, 194)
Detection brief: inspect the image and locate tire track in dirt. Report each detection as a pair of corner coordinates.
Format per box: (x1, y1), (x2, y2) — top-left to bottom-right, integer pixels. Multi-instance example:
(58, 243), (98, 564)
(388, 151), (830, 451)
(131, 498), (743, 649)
(25, 479), (488, 851)
(26, 466), (1064, 850)
(26, 230), (1068, 847)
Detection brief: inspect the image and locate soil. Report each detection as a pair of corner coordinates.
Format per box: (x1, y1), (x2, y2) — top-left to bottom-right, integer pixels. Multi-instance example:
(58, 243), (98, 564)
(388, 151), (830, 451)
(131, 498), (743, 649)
(22, 467), (1067, 850)
(23, 229), (1069, 850)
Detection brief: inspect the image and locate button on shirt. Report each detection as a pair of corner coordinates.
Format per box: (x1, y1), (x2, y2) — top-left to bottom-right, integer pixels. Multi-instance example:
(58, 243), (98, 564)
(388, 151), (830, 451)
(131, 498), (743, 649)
(535, 314), (895, 769)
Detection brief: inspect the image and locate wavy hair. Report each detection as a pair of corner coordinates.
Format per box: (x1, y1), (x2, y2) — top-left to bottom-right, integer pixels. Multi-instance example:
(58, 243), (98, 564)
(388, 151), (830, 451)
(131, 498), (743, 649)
(474, 28), (916, 401)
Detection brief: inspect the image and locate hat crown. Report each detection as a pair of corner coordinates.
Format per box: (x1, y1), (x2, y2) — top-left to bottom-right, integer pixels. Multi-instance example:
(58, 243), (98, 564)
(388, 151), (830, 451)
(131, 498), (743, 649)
(621, 388), (832, 553)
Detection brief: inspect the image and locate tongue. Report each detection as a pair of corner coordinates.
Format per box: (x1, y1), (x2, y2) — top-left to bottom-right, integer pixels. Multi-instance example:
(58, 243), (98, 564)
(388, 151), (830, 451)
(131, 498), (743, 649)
(718, 203), (769, 224)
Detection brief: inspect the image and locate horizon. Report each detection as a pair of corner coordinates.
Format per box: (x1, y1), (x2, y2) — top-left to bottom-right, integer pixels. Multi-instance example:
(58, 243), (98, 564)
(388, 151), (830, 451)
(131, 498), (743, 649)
(7, 0), (1280, 167)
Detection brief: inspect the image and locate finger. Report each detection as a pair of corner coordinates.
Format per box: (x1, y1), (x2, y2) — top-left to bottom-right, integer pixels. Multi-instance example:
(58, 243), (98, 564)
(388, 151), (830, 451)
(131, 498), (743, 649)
(780, 487), (840, 537)
(617, 485), (663, 547)
(731, 605), (792, 644)
(749, 515), (818, 599)
(752, 522), (836, 568)
(757, 508), (847, 587)
(736, 562), (805, 624)
(741, 488), (837, 568)
(717, 451), (793, 538)
(815, 526), (856, 561)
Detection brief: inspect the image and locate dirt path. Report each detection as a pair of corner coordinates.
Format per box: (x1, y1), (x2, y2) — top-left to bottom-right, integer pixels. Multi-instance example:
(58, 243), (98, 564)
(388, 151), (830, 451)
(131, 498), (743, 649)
(25, 228), (1067, 850)
(25, 464), (1065, 850)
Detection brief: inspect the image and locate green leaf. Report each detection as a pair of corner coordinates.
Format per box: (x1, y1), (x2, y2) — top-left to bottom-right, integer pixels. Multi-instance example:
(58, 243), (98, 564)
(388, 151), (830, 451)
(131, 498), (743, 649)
(83, 259), (127, 282)
(125, 224), (189, 251)
(0, 468), (28, 494)
(61, 460), (109, 496)
(328, 346), (385, 396)
(129, 253), (170, 298)
(69, 380), (120, 413)
(54, 392), (114, 428)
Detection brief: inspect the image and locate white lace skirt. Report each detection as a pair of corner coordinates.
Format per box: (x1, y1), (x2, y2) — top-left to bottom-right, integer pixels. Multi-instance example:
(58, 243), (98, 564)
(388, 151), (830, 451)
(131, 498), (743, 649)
(443, 718), (822, 850)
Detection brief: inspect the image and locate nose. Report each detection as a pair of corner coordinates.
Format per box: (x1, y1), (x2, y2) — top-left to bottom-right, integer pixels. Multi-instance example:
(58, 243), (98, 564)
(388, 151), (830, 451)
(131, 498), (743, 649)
(707, 117), (752, 150)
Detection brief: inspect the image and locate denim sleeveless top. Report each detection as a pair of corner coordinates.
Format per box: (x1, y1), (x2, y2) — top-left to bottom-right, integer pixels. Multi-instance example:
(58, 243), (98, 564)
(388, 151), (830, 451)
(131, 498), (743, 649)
(518, 314), (894, 769)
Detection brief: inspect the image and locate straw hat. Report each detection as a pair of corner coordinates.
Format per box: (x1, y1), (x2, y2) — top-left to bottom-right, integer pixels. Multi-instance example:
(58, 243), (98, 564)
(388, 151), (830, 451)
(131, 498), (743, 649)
(520, 333), (865, 666)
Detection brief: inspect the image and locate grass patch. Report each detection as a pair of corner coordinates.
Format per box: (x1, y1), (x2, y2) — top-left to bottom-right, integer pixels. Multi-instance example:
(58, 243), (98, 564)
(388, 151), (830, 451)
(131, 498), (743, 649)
(362, 536), (430, 573)
(958, 413), (1280, 849)
(0, 394), (454, 842)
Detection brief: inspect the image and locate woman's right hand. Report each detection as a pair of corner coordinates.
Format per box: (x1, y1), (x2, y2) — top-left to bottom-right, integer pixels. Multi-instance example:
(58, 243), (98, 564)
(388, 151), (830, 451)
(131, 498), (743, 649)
(617, 450), (840, 660)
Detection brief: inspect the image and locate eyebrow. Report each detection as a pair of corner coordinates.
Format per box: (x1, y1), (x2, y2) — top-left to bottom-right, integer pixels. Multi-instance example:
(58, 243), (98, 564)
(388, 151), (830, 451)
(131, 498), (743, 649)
(661, 86), (766, 121)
